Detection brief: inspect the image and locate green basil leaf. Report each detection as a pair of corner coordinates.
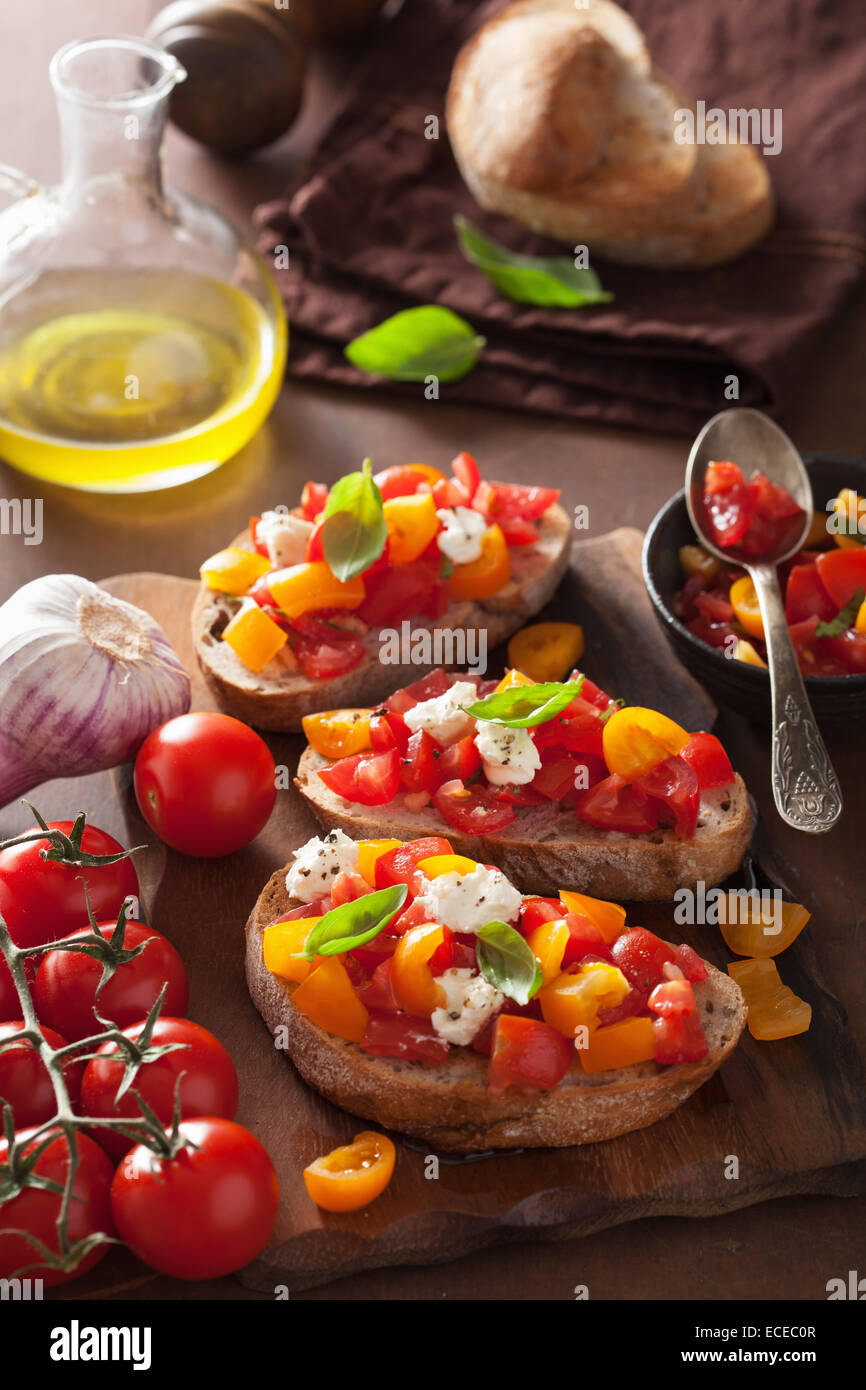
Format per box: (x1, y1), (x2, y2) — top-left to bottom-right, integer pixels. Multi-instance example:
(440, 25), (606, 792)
(462, 677), (584, 728)
(321, 457), (387, 582)
(297, 883), (408, 962)
(476, 921), (543, 1006)
(345, 306), (485, 383)
(455, 216), (613, 309)
(815, 586), (865, 637)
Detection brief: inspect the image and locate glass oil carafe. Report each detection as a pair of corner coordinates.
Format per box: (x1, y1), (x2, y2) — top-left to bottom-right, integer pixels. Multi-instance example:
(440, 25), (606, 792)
(0, 36), (287, 492)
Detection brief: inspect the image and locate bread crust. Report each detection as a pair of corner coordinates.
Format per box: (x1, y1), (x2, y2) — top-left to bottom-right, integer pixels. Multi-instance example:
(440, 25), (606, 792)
(245, 867), (747, 1152)
(296, 750), (752, 900)
(191, 502), (572, 731)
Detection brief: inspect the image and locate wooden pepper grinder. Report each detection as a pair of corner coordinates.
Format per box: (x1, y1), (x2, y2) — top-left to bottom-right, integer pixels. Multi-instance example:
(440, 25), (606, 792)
(147, 0), (391, 156)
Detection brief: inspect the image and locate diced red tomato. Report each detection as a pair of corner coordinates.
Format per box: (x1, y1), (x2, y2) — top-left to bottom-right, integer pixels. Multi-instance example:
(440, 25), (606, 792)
(636, 754), (699, 840)
(533, 753), (583, 801)
(356, 958), (400, 1012)
(693, 590), (734, 624)
(499, 517), (541, 546)
(519, 897), (565, 936)
(493, 783), (547, 806)
(815, 547), (866, 610)
(360, 1012), (450, 1065)
(358, 557), (447, 626)
(679, 732), (734, 790)
(488, 1016), (572, 1092)
(432, 781), (516, 836)
(575, 775), (660, 834)
(437, 735), (481, 784)
(300, 481), (329, 520)
(450, 451), (481, 503)
(561, 912), (611, 968)
(291, 634), (366, 679)
(389, 898), (434, 936)
(374, 837), (453, 892)
(250, 516), (270, 557)
(703, 461), (755, 548)
(317, 748), (401, 806)
(373, 465), (434, 501)
(647, 979), (697, 1016)
(370, 708), (410, 754)
(653, 1010), (708, 1064)
(474, 481), (560, 522)
(824, 629), (866, 674)
(386, 668), (454, 716)
(789, 616), (851, 676)
(400, 730), (445, 796)
(785, 563), (837, 625)
(673, 943), (709, 982)
(429, 926), (477, 976)
(330, 871), (370, 906)
(577, 676), (617, 712)
(350, 932), (399, 974)
(610, 928), (678, 994)
(596, 985), (649, 1027)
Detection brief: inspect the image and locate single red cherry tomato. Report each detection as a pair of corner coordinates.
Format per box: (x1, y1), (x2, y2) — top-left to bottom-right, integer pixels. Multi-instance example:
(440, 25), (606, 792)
(110, 1118), (279, 1280)
(0, 1129), (114, 1287)
(81, 1017), (239, 1161)
(0, 822), (138, 950)
(0, 1022), (83, 1128)
(134, 713), (276, 857)
(33, 921), (189, 1042)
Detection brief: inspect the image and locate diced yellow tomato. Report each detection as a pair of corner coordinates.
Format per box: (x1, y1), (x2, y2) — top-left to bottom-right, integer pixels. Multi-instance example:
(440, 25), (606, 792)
(270, 562), (365, 620)
(303, 1131), (396, 1212)
(221, 602), (287, 672)
(448, 524), (510, 601)
(729, 575), (765, 640)
(292, 957), (369, 1043)
(577, 1016), (656, 1073)
(678, 544), (721, 582)
(558, 890), (626, 945)
(262, 917), (322, 983)
(494, 668), (535, 693)
(727, 957), (812, 1040)
(539, 962), (630, 1037)
(831, 489), (865, 550)
(734, 637), (767, 668)
(526, 918), (571, 986)
(602, 706), (690, 781)
(390, 922), (444, 1018)
(416, 853), (478, 879)
(302, 709), (373, 759)
(507, 622), (584, 683)
(718, 893), (810, 959)
(200, 546), (270, 595)
(383, 491), (439, 564)
(356, 839), (402, 886)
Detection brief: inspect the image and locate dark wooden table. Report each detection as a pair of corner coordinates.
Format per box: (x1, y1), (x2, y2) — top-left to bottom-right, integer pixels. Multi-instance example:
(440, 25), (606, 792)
(1, 0), (864, 1301)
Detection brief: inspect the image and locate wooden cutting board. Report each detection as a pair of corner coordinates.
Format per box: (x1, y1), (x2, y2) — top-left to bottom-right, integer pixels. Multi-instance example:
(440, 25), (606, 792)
(99, 528), (866, 1294)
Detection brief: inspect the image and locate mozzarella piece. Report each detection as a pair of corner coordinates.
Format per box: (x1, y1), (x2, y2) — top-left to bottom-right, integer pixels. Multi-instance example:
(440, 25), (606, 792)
(431, 968), (503, 1045)
(415, 864), (523, 935)
(286, 831), (359, 902)
(474, 719), (542, 786)
(259, 510), (313, 568)
(403, 681), (478, 746)
(436, 506), (487, 565)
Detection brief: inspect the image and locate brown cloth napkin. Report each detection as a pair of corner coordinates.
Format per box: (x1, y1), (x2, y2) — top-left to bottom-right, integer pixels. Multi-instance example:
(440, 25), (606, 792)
(254, 0), (866, 436)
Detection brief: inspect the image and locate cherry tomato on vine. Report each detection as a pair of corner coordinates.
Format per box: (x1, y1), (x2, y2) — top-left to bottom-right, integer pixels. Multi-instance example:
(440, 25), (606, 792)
(0, 822), (139, 949)
(33, 921), (189, 1042)
(82, 1018), (239, 1161)
(110, 1118), (279, 1280)
(133, 713), (276, 857)
(0, 1022), (83, 1129)
(0, 1129), (114, 1287)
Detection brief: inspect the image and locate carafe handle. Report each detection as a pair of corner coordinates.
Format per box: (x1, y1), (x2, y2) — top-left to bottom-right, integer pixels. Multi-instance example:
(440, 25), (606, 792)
(0, 163), (40, 213)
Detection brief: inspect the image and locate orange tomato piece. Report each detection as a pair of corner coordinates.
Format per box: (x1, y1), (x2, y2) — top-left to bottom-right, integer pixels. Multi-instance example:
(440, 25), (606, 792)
(390, 922), (444, 1017)
(734, 638), (767, 668)
(303, 1131), (396, 1212)
(262, 917), (322, 983)
(558, 890), (626, 945)
(526, 918), (571, 986)
(200, 546), (270, 595)
(448, 524), (510, 602)
(416, 853), (478, 879)
(729, 575), (765, 640)
(507, 622), (584, 683)
(292, 957), (369, 1042)
(539, 962), (630, 1037)
(302, 709), (373, 759)
(577, 1016), (656, 1073)
(270, 562), (365, 620)
(727, 958), (811, 1040)
(718, 893), (810, 959)
(383, 491), (439, 564)
(602, 706), (690, 781)
(494, 668), (535, 692)
(222, 602), (288, 672)
(356, 839), (402, 886)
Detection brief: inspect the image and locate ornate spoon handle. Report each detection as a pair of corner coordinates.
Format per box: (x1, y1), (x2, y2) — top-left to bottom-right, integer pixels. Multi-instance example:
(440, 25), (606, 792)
(750, 564), (843, 833)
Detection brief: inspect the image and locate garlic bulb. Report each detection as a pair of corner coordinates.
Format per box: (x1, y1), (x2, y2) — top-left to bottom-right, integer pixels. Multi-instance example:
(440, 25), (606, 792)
(0, 574), (191, 808)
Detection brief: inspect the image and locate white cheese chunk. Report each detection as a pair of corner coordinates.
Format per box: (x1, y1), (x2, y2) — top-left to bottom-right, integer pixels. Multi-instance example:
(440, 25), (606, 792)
(415, 864), (523, 935)
(259, 510), (313, 569)
(403, 681), (478, 746)
(285, 830), (359, 902)
(436, 506), (487, 565)
(474, 719), (542, 786)
(431, 968), (503, 1046)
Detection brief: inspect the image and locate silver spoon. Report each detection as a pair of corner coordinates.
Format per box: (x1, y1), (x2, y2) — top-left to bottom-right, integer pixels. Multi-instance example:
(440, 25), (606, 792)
(685, 407), (843, 834)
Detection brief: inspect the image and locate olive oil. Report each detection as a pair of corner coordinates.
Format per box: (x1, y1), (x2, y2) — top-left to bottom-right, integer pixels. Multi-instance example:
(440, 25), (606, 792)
(0, 269), (286, 492)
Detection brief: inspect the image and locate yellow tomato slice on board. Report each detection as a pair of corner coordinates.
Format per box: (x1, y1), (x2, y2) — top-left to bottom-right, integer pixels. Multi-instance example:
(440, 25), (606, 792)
(602, 707), (690, 781)
(718, 894), (810, 959)
(303, 1132), (396, 1212)
(727, 958), (812, 1040)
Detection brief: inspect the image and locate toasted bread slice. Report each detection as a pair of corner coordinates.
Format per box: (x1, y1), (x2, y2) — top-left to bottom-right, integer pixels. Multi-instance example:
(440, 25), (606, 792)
(296, 748), (751, 900)
(245, 868), (747, 1152)
(191, 502), (572, 732)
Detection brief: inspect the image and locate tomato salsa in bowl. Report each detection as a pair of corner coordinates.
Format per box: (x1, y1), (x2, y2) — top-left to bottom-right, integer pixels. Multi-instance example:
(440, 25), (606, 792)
(642, 454), (866, 722)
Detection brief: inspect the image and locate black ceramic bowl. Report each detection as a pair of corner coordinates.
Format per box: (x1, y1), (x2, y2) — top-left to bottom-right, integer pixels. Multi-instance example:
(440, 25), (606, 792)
(642, 453), (866, 724)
